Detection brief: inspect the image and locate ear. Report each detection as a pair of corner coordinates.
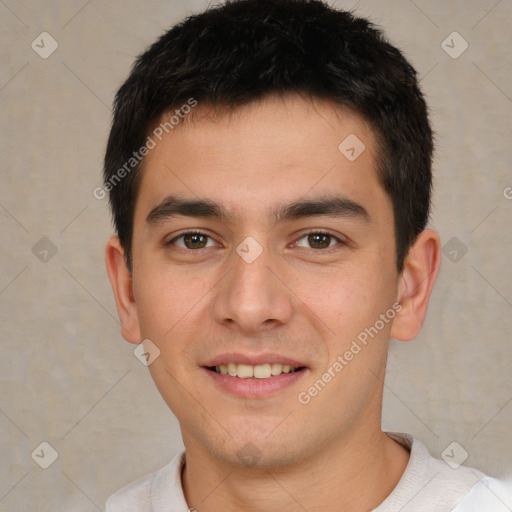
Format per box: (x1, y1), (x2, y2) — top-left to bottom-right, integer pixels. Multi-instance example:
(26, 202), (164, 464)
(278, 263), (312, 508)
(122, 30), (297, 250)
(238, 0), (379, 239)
(105, 236), (142, 344)
(391, 229), (441, 342)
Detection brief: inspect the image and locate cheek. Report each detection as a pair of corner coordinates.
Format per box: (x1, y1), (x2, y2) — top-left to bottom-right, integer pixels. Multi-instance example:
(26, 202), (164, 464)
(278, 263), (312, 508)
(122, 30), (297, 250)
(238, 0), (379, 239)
(306, 259), (397, 347)
(132, 263), (208, 340)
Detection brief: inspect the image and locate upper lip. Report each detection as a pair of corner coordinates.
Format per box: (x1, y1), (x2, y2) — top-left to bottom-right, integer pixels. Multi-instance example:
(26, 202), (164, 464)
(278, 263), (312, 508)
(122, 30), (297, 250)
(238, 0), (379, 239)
(202, 352), (307, 368)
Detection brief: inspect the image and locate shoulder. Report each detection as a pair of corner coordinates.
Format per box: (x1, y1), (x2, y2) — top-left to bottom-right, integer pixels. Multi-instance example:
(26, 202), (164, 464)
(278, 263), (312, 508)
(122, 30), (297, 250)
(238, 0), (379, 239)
(106, 471), (154, 512)
(452, 475), (512, 512)
(106, 452), (186, 512)
(379, 433), (489, 512)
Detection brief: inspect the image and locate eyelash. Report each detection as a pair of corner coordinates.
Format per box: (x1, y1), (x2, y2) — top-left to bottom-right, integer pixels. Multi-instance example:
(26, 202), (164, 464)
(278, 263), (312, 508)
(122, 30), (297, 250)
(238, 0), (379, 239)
(166, 230), (345, 251)
(294, 230), (344, 250)
(165, 230), (216, 249)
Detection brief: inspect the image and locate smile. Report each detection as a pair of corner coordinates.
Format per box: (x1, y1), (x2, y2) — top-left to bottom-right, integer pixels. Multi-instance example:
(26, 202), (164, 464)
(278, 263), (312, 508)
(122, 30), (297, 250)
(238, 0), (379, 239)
(210, 363), (301, 379)
(202, 353), (308, 397)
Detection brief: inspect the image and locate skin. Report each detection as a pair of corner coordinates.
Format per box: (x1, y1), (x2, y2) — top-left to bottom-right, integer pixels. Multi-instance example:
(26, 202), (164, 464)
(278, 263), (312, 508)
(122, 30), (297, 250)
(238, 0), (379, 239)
(106, 94), (441, 512)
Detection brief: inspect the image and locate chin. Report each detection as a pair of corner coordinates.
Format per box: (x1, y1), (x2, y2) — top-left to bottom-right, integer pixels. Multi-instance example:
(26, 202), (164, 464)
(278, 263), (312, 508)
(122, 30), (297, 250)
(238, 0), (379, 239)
(208, 429), (309, 470)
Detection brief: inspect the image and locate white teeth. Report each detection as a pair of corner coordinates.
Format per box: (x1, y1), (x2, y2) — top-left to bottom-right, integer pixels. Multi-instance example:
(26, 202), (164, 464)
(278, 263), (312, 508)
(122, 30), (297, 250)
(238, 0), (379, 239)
(253, 364), (271, 379)
(270, 363), (283, 375)
(215, 363), (298, 378)
(237, 364), (254, 379)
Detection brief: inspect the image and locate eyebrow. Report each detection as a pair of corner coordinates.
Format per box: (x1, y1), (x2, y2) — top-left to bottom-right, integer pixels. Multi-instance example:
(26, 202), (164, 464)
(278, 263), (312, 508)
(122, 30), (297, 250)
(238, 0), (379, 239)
(273, 197), (370, 223)
(146, 196), (230, 225)
(146, 195), (370, 226)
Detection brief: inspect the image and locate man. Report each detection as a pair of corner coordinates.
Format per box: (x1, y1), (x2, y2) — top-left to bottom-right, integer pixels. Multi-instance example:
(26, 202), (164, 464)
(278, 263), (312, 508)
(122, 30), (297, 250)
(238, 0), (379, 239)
(103, 0), (511, 510)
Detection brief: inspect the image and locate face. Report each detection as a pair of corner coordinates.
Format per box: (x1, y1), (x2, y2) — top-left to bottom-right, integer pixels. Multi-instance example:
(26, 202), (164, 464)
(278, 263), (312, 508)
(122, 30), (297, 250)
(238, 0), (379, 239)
(119, 95), (404, 467)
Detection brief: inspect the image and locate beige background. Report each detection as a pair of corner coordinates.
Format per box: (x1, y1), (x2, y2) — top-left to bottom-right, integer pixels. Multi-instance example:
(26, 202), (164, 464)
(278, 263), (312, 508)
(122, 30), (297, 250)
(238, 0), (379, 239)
(0, 0), (511, 510)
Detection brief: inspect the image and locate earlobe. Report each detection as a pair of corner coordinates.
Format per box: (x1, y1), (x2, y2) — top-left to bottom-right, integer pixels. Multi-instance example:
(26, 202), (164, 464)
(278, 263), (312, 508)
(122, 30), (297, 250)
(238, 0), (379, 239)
(391, 229), (441, 342)
(105, 236), (142, 344)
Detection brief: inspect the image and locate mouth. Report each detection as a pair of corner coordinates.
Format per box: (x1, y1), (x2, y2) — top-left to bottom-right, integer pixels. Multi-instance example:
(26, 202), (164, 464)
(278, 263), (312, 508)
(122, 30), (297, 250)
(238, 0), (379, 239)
(201, 354), (308, 398)
(206, 363), (305, 379)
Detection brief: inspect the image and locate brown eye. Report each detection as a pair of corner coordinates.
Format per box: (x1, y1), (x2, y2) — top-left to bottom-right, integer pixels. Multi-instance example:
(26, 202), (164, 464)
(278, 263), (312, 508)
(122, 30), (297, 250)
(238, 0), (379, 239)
(308, 233), (331, 249)
(295, 232), (341, 250)
(171, 232), (215, 249)
(307, 233), (332, 249)
(183, 233), (208, 249)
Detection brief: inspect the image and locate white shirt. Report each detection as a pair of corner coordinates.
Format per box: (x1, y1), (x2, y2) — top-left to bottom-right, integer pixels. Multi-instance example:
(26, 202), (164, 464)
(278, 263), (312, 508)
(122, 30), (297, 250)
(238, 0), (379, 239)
(106, 433), (512, 511)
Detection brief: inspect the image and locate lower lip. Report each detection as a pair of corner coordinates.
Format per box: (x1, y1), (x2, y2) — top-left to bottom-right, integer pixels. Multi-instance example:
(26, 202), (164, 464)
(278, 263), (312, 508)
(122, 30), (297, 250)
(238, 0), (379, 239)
(202, 367), (308, 398)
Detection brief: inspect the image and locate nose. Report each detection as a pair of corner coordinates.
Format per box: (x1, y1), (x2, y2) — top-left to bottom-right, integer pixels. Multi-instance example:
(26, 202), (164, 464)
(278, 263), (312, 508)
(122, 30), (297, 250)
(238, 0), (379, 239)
(211, 243), (294, 335)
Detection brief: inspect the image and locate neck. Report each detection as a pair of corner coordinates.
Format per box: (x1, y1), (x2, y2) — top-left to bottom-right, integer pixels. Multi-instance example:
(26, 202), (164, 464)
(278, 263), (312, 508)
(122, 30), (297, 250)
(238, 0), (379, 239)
(181, 428), (409, 512)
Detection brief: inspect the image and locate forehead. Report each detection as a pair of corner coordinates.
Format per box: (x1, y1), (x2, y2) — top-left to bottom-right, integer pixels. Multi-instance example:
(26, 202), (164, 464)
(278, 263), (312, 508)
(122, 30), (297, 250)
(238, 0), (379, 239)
(135, 94), (390, 223)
